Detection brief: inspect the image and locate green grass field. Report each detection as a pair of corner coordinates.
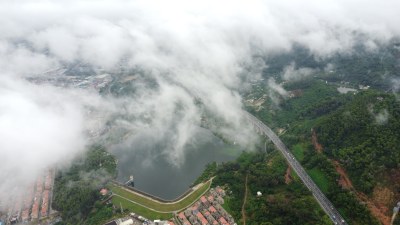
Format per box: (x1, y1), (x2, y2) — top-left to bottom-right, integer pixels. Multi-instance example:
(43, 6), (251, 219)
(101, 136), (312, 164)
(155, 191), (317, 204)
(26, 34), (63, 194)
(292, 144), (305, 162)
(307, 168), (330, 193)
(221, 197), (235, 216)
(111, 196), (173, 220)
(110, 180), (211, 212)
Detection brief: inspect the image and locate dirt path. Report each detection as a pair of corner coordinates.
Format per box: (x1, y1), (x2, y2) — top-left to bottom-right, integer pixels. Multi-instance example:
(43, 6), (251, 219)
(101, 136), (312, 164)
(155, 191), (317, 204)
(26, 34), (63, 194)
(241, 173), (249, 225)
(285, 166), (292, 184)
(392, 213), (398, 225)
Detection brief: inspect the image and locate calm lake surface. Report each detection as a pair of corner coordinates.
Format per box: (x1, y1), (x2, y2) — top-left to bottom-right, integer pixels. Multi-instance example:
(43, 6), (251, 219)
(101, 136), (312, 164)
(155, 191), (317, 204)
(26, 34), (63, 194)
(111, 127), (241, 200)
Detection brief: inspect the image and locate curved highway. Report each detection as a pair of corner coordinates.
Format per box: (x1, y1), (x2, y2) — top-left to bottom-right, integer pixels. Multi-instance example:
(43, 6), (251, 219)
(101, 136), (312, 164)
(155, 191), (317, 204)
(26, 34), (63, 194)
(243, 111), (347, 225)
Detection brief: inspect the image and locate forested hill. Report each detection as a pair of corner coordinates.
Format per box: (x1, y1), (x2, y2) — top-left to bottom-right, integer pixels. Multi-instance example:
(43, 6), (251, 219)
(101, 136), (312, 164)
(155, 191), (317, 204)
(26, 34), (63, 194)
(261, 42), (400, 90)
(52, 145), (117, 225)
(316, 91), (400, 194)
(243, 62), (400, 224)
(198, 152), (334, 225)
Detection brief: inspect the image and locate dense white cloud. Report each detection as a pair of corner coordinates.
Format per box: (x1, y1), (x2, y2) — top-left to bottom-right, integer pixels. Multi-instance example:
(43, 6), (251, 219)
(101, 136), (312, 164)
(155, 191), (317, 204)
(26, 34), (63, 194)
(0, 41), (58, 76)
(267, 78), (288, 106)
(0, 77), (85, 200)
(282, 62), (317, 81)
(0, 0), (400, 204)
(375, 109), (389, 125)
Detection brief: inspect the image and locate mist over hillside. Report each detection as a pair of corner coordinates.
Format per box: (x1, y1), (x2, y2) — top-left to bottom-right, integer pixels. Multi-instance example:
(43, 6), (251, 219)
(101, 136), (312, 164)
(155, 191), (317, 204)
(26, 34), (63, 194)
(0, 0), (400, 206)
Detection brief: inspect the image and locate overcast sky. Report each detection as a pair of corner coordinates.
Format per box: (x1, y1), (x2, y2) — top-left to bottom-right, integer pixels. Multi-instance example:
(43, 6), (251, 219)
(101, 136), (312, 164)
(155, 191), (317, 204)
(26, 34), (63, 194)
(0, 0), (399, 204)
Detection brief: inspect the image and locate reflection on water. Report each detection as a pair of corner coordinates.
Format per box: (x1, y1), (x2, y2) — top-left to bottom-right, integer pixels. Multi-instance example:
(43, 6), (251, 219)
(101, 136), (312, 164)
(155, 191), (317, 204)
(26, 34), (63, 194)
(111, 127), (241, 200)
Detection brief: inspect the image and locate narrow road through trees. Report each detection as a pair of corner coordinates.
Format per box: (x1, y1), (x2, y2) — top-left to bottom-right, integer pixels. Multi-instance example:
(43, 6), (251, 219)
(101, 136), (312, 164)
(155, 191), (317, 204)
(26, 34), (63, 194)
(241, 173), (249, 225)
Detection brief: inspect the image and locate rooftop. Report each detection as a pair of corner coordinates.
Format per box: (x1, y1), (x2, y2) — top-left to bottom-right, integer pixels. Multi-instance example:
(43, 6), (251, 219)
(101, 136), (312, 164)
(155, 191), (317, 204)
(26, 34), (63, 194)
(219, 217), (229, 225)
(196, 212), (208, 225)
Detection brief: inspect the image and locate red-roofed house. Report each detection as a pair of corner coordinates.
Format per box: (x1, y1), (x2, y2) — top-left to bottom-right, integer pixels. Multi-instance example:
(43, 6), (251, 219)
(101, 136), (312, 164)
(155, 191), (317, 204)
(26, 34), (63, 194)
(100, 188), (108, 196)
(216, 187), (225, 197)
(209, 206), (217, 213)
(219, 217), (229, 225)
(196, 212), (208, 225)
(178, 212), (186, 220)
(200, 196), (207, 204)
(178, 212), (191, 225)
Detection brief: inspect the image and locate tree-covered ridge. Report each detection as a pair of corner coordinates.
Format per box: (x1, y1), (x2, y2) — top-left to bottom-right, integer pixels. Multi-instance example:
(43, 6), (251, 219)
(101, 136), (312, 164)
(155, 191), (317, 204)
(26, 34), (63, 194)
(210, 151), (332, 225)
(52, 145), (117, 225)
(316, 91), (400, 194)
(245, 76), (388, 224)
(261, 42), (400, 90)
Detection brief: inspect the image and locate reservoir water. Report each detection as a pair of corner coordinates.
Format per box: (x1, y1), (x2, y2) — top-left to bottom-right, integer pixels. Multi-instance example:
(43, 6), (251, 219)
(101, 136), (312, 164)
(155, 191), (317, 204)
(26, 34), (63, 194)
(111, 127), (241, 200)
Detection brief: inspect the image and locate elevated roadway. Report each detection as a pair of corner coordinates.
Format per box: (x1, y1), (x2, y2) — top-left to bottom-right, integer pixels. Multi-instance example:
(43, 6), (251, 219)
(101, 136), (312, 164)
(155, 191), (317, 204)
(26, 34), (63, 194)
(243, 111), (347, 225)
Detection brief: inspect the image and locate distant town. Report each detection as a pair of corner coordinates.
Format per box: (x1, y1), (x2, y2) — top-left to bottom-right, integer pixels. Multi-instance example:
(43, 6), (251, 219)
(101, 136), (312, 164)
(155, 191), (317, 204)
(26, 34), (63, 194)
(1, 170), (58, 225)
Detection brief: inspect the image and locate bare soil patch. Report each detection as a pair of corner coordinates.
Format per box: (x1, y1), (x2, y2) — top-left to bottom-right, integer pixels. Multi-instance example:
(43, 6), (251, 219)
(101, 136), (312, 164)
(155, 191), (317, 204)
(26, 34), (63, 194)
(284, 166), (292, 184)
(332, 160), (353, 190)
(311, 130), (391, 224)
(311, 129), (323, 153)
(357, 191), (391, 225)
